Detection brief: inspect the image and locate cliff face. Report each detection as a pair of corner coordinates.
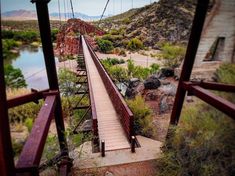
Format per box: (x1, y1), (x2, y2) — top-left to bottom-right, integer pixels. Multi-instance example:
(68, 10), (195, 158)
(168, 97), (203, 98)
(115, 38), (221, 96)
(55, 19), (104, 56)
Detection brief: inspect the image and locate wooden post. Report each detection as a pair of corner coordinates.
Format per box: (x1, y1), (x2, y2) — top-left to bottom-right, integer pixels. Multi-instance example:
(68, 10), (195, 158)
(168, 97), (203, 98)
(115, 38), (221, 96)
(131, 136), (135, 153)
(101, 140), (105, 157)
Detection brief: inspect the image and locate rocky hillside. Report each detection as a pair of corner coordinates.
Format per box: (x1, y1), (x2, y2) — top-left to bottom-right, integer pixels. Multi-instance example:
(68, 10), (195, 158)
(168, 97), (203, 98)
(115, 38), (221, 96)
(99, 0), (199, 47)
(55, 19), (104, 56)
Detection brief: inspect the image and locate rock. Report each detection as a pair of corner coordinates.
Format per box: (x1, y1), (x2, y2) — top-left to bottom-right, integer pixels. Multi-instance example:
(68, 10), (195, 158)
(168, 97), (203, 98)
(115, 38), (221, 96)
(159, 84), (177, 96)
(158, 68), (174, 78)
(144, 75), (161, 89)
(125, 81), (144, 99)
(79, 119), (92, 132)
(145, 91), (158, 101)
(160, 96), (169, 114)
(105, 171), (114, 176)
(55, 18), (104, 56)
(128, 78), (140, 88)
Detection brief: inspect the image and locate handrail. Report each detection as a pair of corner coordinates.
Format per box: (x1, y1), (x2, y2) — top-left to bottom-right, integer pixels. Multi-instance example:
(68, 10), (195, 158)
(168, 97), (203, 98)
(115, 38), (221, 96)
(80, 36), (99, 141)
(16, 95), (57, 172)
(7, 89), (50, 109)
(83, 36), (134, 141)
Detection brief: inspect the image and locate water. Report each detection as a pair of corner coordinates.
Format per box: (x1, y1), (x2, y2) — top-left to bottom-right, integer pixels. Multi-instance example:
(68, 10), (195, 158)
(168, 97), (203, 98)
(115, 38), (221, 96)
(8, 46), (58, 90)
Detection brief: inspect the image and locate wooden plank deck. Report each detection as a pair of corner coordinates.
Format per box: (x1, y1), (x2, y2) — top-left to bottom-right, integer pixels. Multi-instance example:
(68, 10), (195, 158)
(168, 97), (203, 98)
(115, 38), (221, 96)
(82, 37), (130, 151)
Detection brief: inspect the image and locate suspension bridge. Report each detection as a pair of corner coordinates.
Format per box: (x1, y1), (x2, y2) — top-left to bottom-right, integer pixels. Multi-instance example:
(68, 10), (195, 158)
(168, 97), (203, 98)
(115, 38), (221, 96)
(0, 0), (235, 176)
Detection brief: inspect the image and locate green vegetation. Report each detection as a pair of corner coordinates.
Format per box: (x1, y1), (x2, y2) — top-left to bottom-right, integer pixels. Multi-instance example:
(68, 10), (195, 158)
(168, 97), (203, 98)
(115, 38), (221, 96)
(102, 58), (160, 82)
(127, 38), (144, 51)
(96, 38), (114, 53)
(127, 59), (159, 79)
(2, 20), (63, 32)
(4, 64), (27, 89)
(2, 39), (21, 59)
(158, 64), (235, 176)
(127, 96), (155, 137)
(101, 57), (125, 66)
(58, 68), (78, 96)
(2, 30), (39, 43)
(158, 42), (186, 68)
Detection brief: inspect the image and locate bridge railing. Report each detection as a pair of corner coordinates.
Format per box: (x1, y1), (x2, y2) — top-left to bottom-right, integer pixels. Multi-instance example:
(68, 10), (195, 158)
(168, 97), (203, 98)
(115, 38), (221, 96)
(80, 37), (99, 145)
(84, 36), (134, 141)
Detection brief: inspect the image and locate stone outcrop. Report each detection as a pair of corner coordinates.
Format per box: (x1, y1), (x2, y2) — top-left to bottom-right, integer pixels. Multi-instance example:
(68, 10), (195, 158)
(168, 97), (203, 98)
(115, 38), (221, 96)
(55, 18), (104, 56)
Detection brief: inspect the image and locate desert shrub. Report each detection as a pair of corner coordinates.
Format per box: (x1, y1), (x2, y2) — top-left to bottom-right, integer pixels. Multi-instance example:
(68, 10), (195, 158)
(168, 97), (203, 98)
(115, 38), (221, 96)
(109, 65), (128, 82)
(24, 118), (33, 132)
(101, 57), (125, 66)
(58, 68), (78, 96)
(51, 29), (59, 42)
(119, 49), (126, 56)
(159, 42), (186, 68)
(4, 64), (27, 89)
(127, 96), (155, 137)
(2, 39), (21, 59)
(96, 38), (114, 53)
(8, 101), (42, 123)
(122, 17), (131, 24)
(158, 64), (235, 176)
(127, 59), (160, 80)
(12, 139), (24, 157)
(214, 63), (235, 85)
(127, 38), (144, 50)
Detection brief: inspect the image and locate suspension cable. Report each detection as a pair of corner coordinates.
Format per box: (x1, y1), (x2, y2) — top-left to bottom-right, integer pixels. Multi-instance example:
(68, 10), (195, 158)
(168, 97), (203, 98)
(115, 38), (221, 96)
(58, 0), (62, 24)
(63, 0), (67, 20)
(69, 0), (75, 18)
(98, 0), (110, 25)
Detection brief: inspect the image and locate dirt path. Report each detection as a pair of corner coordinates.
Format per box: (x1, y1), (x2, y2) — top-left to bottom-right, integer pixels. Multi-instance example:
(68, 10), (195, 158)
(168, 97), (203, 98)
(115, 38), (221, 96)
(96, 50), (162, 67)
(74, 160), (158, 176)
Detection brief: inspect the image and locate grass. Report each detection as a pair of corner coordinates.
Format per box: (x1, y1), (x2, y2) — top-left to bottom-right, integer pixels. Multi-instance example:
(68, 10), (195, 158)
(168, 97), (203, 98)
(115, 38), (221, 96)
(157, 63), (235, 176)
(127, 95), (155, 137)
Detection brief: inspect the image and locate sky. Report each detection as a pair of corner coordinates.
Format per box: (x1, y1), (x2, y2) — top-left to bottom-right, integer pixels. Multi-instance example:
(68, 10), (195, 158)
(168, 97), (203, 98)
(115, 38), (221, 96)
(1, 0), (158, 16)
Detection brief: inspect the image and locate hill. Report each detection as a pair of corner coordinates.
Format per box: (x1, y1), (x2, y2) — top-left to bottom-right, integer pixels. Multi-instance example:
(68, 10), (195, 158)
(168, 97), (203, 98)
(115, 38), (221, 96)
(2, 10), (104, 21)
(99, 0), (199, 47)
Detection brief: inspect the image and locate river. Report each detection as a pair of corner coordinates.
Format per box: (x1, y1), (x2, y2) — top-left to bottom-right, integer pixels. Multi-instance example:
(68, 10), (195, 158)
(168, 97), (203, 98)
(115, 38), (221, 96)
(6, 46), (58, 90)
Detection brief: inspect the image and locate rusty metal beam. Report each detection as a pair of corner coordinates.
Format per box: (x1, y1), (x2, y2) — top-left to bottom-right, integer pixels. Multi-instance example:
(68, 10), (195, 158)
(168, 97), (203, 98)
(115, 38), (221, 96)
(188, 81), (235, 92)
(16, 96), (57, 171)
(170, 0), (210, 125)
(186, 85), (235, 119)
(7, 89), (49, 109)
(0, 11), (16, 176)
(32, 0), (69, 157)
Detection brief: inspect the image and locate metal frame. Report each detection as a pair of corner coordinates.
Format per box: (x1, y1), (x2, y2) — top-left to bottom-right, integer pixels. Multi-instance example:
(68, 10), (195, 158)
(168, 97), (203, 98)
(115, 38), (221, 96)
(0, 0), (72, 175)
(170, 0), (235, 125)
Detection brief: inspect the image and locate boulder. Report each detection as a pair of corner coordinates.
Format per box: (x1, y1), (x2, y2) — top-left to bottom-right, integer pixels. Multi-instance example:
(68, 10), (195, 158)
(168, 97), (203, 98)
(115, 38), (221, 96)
(144, 75), (161, 89)
(158, 68), (174, 78)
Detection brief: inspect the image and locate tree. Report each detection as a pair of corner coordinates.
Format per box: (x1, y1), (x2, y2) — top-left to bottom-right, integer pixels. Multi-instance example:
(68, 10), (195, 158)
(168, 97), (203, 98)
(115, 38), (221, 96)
(58, 68), (78, 96)
(4, 64), (27, 89)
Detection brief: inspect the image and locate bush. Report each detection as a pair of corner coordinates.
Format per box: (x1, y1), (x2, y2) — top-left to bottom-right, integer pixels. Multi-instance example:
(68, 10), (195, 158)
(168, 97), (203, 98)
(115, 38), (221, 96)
(58, 68), (78, 96)
(127, 96), (155, 137)
(24, 118), (33, 132)
(159, 42), (186, 68)
(4, 64), (27, 89)
(96, 38), (114, 53)
(127, 38), (144, 51)
(101, 57), (125, 66)
(13, 31), (39, 43)
(158, 64), (235, 176)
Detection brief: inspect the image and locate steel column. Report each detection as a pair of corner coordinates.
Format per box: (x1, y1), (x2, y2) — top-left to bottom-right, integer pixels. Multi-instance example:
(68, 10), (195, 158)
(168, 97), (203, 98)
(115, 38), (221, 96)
(0, 11), (15, 176)
(32, 0), (69, 156)
(170, 0), (210, 125)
